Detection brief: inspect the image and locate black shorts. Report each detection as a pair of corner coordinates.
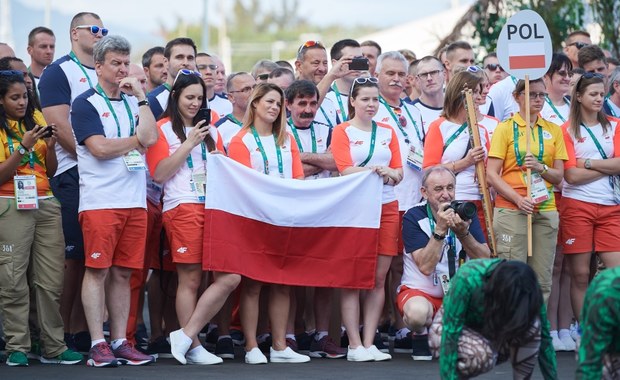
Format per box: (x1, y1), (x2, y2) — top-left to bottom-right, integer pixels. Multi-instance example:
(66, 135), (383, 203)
(49, 165), (84, 260)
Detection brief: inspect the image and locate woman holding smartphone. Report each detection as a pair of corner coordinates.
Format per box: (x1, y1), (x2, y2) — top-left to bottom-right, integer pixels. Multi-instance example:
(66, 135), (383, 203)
(227, 83), (309, 365)
(147, 72), (240, 365)
(331, 77), (402, 362)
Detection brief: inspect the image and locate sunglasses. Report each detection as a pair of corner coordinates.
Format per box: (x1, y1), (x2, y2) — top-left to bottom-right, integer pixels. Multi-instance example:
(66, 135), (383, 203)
(173, 69), (201, 85)
(197, 64), (218, 71)
(519, 91), (547, 100)
(485, 63), (504, 72)
(256, 73), (269, 81)
(416, 70), (442, 79)
(568, 41), (588, 50)
(0, 70), (26, 77)
(350, 76), (378, 96)
(575, 71), (605, 90)
(229, 85), (256, 94)
(75, 25), (109, 36)
(297, 40), (324, 54)
(555, 70), (573, 78)
(466, 65), (482, 73)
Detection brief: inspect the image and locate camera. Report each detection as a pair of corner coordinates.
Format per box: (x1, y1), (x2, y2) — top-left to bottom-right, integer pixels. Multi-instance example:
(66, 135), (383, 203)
(42, 125), (54, 138)
(349, 57), (369, 71)
(193, 108), (211, 126)
(444, 201), (477, 221)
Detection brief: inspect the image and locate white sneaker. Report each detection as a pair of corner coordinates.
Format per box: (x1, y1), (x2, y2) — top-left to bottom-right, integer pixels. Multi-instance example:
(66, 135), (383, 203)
(560, 334), (576, 351)
(366, 345), (391, 361)
(244, 347), (268, 364)
(551, 335), (566, 351)
(269, 347), (311, 363)
(346, 345), (374, 362)
(169, 329), (192, 365)
(186, 345), (223, 365)
(570, 323), (580, 341)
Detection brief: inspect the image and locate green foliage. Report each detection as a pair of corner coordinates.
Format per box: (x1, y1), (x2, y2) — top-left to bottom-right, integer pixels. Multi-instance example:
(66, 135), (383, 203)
(590, 0), (620, 57)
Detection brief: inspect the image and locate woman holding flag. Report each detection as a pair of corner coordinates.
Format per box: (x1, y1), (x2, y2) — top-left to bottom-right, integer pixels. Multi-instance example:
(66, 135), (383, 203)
(227, 83), (310, 365)
(331, 76), (402, 362)
(486, 78), (567, 303)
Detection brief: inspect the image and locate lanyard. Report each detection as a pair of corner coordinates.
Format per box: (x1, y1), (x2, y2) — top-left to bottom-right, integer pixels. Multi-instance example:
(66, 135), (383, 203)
(442, 123), (468, 153)
(318, 106), (334, 128)
(426, 203), (456, 277)
(288, 118), (316, 153)
(331, 84), (348, 121)
(6, 126), (34, 170)
(606, 99), (618, 118)
(513, 121), (544, 166)
(163, 82), (172, 92)
(186, 141), (207, 170)
(379, 97), (423, 143)
(544, 96), (569, 123)
(582, 124), (609, 159)
(227, 114), (243, 126)
(250, 126), (284, 177)
(95, 84), (135, 138)
(68, 51), (94, 88)
(358, 121), (377, 167)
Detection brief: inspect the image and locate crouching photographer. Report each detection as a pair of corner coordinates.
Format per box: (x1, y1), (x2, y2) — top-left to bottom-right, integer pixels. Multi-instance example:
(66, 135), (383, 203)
(397, 166), (490, 360)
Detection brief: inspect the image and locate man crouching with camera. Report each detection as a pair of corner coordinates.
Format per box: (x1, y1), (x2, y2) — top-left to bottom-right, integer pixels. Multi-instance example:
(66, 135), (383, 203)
(396, 166), (490, 361)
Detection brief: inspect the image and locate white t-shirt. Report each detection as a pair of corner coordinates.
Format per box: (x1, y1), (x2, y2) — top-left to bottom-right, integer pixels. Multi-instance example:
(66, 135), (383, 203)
(410, 99), (443, 133)
(215, 114), (243, 152)
(209, 93), (233, 119)
(488, 76), (519, 122)
(541, 97), (570, 125)
(286, 121), (332, 180)
(325, 84), (350, 122)
(314, 97), (339, 129)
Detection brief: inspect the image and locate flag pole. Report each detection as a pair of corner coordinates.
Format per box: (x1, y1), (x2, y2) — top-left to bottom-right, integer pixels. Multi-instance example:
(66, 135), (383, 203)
(525, 74), (532, 257)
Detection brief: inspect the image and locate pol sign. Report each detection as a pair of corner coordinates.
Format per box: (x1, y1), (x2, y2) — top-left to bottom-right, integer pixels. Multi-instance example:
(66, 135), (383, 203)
(496, 9), (552, 80)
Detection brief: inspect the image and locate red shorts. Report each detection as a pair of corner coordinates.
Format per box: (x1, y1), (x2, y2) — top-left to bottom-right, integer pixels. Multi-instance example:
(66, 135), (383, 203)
(146, 200), (175, 272)
(162, 203), (205, 265)
(378, 201), (399, 256)
(555, 192), (563, 244)
(560, 197), (620, 254)
(80, 208), (147, 269)
(396, 285), (443, 317)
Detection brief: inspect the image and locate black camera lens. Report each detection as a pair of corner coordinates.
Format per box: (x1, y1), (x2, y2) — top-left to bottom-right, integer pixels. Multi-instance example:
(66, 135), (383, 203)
(450, 201), (477, 220)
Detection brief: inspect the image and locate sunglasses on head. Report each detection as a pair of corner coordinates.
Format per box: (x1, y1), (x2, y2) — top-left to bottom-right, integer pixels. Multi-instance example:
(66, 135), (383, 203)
(0, 70), (26, 77)
(485, 63), (504, 72)
(350, 76), (378, 96)
(297, 40), (324, 54)
(466, 66), (482, 73)
(575, 71), (605, 90)
(173, 69), (201, 85)
(568, 41), (588, 50)
(75, 25), (108, 36)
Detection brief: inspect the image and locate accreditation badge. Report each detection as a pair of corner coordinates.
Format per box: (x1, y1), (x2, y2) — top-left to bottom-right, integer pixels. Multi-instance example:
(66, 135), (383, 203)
(437, 270), (451, 295)
(123, 149), (146, 171)
(523, 172), (550, 204)
(406, 144), (424, 171)
(14, 175), (38, 210)
(190, 171), (207, 202)
(610, 175), (620, 204)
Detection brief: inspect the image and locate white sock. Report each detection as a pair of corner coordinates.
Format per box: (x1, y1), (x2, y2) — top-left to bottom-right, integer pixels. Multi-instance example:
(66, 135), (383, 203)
(91, 338), (106, 348)
(396, 327), (411, 340)
(285, 334), (296, 340)
(558, 329), (571, 339)
(257, 333), (270, 344)
(218, 335), (231, 341)
(207, 324), (218, 333)
(550, 330), (559, 338)
(111, 338), (127, 350)
(315, 331), (328, 341)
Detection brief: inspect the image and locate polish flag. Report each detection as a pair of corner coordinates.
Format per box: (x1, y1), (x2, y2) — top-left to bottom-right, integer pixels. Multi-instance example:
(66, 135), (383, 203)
(508, 42), (546, 69)
(203, 155), (382, 289)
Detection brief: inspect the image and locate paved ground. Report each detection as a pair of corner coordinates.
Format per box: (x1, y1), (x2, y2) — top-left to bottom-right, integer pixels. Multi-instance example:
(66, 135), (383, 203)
(1, 350), (577, 379)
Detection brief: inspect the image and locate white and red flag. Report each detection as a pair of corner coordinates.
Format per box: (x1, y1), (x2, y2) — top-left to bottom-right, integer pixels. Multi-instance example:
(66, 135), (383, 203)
(508, 42), (546, 70)
(203, 154), (382, 289)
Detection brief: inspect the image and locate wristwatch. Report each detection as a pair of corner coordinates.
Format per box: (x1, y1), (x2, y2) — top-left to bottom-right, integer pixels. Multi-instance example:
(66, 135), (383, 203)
(17, 143), (27, 155)
(138, 99), (149, 107)
(541, 164), (549, 174)
(432, 232), (446, 241)
(584, 159), (592, 170)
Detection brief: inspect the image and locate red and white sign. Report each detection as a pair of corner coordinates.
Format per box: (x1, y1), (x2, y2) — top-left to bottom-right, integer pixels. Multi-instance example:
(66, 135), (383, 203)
(508, 42), (546, 69)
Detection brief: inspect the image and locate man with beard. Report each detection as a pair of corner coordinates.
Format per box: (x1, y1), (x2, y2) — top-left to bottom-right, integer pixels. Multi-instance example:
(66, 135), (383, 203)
(141, 46), (167, 94)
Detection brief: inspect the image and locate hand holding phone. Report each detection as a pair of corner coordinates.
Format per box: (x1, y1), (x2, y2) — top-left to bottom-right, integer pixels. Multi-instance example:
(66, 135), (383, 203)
(193, 108), (211, 127)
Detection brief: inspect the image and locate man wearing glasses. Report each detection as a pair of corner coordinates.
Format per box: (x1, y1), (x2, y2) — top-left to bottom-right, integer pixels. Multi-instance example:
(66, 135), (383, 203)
(482, 52), (507, 86)
(147, 37), (197, 120)
(216, 72), (256, 151)
(38, 11), (107, 354)
(411, 56), (445, 132)
(563, 30), (592, 70)
(196, 53), (232, 119)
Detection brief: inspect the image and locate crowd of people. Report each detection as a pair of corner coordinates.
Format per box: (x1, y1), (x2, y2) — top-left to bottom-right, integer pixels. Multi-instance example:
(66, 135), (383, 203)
(0, 10), (619, 379)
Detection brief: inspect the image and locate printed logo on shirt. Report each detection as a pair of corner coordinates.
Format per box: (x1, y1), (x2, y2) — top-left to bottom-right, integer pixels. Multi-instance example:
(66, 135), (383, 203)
(542, 130), (553, 140)
(353, 140), (364, 146)
(177, 247), (188, 254)
(91, 252), (102, 259)
(565, 238), (576, 245)
(80, 77), (87, 83)
(380, 139), (390, 146)
(577, 137), (587, 144)
(381, 117), (390, 123)
(66, 245), (75, 252)
(102, 112), (111, 118)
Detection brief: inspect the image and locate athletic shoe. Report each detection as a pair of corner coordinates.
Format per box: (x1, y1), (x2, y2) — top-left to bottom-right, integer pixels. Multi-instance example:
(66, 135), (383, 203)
(169, 329), (192, 365)
(135, 323), (149, 349)
(6, 351), (28, 367)
(393, 332), (413, 353)
(143, 336), (173, 359)
(40, 349), (83, 365)
(269, 346), (311, 363)
(64, 333), (77, 352)
(294, 332), (313, 352)
(244, 347), (268, 364)
(551, 334), (566, 351)
(411, 334), (433, 361)
(87, 342), (118, 368)
(204, 327), (219, 351)
(286, 337), (298, 352)
(560, 334), (576, 351)
(73, 331), (91, 354)
(112, 341), (154, 366)
(346, 346), (374, 362)
(309, 336), (346, 359)
(215, 337), (235, 359)
(186, 345), (223, 365)
(230, 329), (245, 346)
(367, 344), (391, 361)
(570, 323), (580, 341)
(372, 332), (389, 353)
(258, 335), (272, 353)
(27, 340), (41, 360)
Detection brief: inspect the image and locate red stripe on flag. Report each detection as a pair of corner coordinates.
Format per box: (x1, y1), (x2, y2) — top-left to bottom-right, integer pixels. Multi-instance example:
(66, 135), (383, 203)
(203, 209), (378, 289)
(509, 55), (546, 70)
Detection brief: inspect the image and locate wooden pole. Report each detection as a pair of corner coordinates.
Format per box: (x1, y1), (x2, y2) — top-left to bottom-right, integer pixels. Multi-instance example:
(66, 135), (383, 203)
(525, 75), (533, 257)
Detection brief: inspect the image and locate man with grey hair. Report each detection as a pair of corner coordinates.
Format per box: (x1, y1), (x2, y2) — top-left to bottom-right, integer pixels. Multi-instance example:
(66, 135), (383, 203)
(604, 67), (620, 117)
(251, 59), (279, 83)
(216, 72), (256, 150)
(399, 166), (489, 360)
(71, 35), (157, 368)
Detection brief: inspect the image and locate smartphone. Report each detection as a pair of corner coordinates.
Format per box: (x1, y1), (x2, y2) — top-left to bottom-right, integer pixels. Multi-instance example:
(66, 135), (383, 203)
(193, 108), (211, 126)
(42, 125), (54, 138)
(349, 57), (369, 71)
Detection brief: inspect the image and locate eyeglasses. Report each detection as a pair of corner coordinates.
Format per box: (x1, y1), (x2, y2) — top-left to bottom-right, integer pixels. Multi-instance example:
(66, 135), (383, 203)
(555, 70), (573, 78)
(256, 73), (269, 81)
(297, 40), (324, 54)
(197, 64), (218, 71)
(229, 85), (256, 94)
(350, 76), (378, 96)
(466, 66), (482, 73)
(416, 70), (442, 79)
(74, 25), (109, 36)
(173, 69), (201, 85)
(0, 70), (26, 77)
(485, 63), (504, 72)
(519, 91), (547, 100)
(568, 41), (588, 50)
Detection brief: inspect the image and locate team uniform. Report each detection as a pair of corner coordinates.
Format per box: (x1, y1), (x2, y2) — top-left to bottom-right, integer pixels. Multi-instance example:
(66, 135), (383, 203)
(541, 96), (570, 126)
(410, 99), (442, 133)
(147, 118), (225, 264)
(478, 95), (495, 117)
(314, 97), (339, 129)
(487, 76), (519, 122)
(603, 98), (620, 119)
(71, 88), (147, 270)
(38, 53), (98, 260)
(325, 84), (350, 122)
(215, 114), (243, 152)
(208, 93), (233, 119)
(286, 119), (332, 180)
(560, 118), (620, 254)
(146, 83), (170, 120)
(331, 121), (402, 255)
(478, 114), (500, 141)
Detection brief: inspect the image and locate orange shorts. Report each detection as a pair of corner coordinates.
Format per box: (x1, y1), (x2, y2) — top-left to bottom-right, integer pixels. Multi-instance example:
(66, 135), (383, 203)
(378, 200), (399, 256)
(555, 192), (563, 244)
(396, 285), (443, 317)
(80, 208), (147, 269)
(162, 203), (205, 265)
(560, 197), (620, 254)
(146, 200), (175, 272)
